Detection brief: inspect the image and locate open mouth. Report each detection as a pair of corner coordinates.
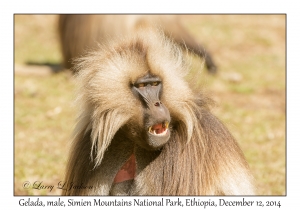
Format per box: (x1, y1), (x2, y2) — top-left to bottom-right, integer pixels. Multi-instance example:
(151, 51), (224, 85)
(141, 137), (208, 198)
(148, 121), (169, 136)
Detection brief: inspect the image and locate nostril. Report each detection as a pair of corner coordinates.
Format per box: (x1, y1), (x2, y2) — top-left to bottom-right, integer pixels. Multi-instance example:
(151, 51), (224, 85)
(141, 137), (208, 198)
(154, 102), (160, 106)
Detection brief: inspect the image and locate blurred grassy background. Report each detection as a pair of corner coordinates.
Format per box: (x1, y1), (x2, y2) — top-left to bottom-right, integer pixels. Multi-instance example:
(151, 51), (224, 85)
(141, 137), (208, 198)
(14, 14), (286, 195)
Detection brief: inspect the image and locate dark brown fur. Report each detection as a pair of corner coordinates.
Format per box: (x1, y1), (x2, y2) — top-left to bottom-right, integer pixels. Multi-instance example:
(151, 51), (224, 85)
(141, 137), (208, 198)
(58, 14), (217, 73)
(62, 30), (254, 195)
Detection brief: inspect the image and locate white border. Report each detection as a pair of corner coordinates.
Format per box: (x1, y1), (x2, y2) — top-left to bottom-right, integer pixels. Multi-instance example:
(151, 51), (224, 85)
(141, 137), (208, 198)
(3, 0), (299, 209)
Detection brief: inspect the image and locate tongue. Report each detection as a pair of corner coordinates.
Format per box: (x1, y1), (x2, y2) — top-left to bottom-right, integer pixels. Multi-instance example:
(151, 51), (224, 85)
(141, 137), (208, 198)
(113, 154), (136, 183)
(152, 123), (164, 134)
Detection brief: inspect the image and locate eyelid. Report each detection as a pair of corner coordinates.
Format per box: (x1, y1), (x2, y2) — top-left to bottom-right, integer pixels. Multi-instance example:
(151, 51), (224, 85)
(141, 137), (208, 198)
(134, 83), (145, 88)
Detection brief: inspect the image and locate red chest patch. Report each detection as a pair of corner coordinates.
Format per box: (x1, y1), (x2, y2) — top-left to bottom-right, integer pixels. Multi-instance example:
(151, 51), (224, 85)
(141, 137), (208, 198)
(113, 154), (136, 183)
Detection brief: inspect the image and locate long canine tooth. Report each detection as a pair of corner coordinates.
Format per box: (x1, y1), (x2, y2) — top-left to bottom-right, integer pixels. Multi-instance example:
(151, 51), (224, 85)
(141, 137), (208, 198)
(165, 121), (169, 128)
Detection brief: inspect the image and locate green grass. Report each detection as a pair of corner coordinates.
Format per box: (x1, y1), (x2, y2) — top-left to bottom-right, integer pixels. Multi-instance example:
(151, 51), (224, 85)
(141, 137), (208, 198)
(14, 14), (286, 195)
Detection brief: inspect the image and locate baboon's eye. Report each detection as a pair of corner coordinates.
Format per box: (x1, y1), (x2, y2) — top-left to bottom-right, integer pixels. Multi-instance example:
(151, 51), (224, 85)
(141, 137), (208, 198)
(151, 81), (160, 86)
(135, 83), (145, 88)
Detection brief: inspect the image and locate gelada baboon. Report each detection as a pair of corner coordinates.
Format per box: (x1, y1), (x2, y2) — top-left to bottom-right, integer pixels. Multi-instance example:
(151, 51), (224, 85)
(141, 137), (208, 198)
(62, 29), (254, 196)
(58, 14), (217, 73)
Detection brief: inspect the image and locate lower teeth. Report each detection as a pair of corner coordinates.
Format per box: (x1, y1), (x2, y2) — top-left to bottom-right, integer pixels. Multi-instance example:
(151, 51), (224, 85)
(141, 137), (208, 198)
(149, 122), (169, 135)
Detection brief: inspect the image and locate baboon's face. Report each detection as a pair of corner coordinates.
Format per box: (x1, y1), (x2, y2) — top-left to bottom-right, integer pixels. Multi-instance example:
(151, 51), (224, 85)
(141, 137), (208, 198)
(125, 73), (171, 150)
